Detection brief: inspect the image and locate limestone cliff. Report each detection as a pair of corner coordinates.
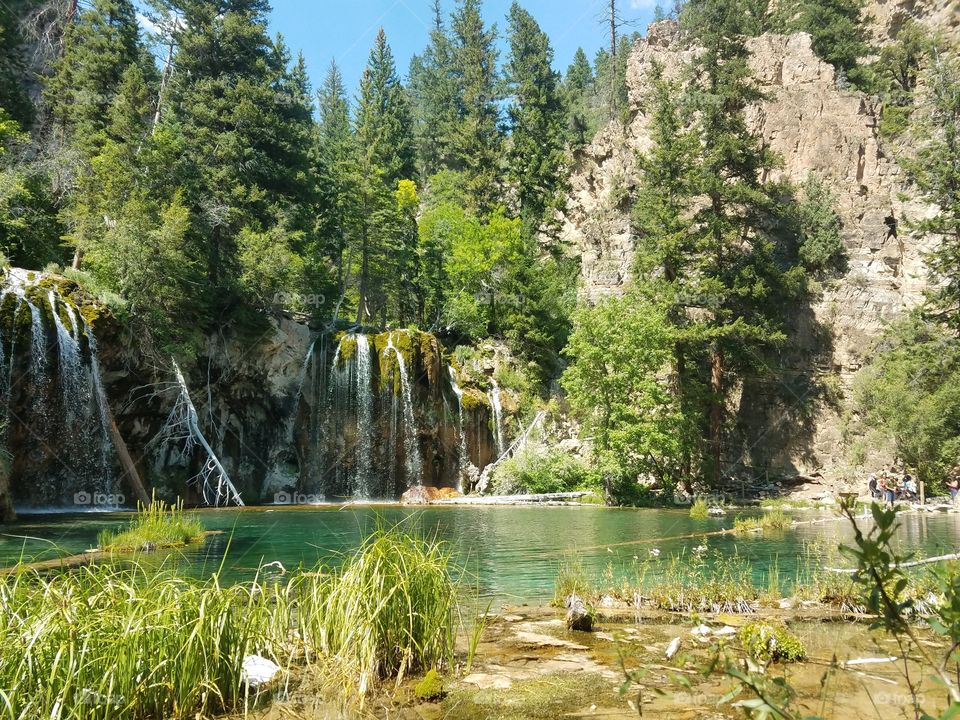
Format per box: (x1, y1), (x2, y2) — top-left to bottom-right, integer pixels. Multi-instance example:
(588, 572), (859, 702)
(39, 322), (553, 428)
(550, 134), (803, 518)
(560, 2), (956, 482)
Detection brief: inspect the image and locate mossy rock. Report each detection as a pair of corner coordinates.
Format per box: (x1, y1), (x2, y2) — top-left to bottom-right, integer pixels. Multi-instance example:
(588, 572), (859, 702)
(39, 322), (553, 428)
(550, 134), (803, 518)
(738, 621), (806, 663)
(334, 333), (358, 365)
(374, 329), (417, 394)
(461, 387), (489, 411)
(414, 669), (444, 701)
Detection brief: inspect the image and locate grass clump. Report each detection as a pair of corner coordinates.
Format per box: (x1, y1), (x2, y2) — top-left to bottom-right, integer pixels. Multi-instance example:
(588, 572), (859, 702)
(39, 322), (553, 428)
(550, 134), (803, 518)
(645, 550), (758, 614)
(553, 555), (593, 606)
(733, 509), (792, 535)
(738, 621), (806, 663)
(297, 528), (456, 693)
(0, 528), (459, 718)
(97, 498), (204, 552)
(689, 497), (709, 519)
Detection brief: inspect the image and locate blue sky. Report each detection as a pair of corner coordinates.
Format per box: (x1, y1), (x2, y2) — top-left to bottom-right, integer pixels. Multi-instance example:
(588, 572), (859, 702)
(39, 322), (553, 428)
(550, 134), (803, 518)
(266, 0), (659, 97)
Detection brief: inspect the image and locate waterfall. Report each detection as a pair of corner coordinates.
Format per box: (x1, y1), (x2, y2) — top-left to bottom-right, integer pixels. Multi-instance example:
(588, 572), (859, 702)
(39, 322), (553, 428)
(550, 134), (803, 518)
(448, 366), (467, 492)
(354, 335), (375, 497)
(385, 333), (423, 487)
(48, 291), (87, 421)
(83, 318), (118, 501)
(489, 377), (505, 456)
(27, 301), (47, 385)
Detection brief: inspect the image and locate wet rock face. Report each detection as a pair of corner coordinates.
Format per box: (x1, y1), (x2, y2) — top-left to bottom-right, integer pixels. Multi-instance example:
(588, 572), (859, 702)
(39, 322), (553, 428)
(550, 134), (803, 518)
(294, 329), (499, 500)
(559, 6), (955, 480)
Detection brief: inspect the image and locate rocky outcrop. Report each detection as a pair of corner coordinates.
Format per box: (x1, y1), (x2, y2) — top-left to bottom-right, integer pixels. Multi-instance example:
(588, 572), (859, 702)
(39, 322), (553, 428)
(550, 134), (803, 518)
(560, 6), (953, 481)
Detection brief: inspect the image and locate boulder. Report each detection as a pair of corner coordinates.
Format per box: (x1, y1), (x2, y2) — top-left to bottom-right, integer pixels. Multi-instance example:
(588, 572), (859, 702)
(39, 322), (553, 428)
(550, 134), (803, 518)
(564, 593), (594, 632)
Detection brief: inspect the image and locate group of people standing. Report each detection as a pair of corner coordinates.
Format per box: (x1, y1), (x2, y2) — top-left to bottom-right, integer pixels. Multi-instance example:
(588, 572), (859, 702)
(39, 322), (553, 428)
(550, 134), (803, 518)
(867, 465), (960, 507)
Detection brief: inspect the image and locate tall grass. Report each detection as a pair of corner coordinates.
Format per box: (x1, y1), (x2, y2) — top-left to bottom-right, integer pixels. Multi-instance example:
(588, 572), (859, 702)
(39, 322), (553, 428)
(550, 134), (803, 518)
(296, 529), (457, 693)
(97, 498), (204, 552)
(0, 528), (458, 718)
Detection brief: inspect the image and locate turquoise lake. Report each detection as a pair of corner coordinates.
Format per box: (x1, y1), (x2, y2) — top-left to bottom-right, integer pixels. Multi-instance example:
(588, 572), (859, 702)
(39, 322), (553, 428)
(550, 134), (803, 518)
(2, 505), (958, 604)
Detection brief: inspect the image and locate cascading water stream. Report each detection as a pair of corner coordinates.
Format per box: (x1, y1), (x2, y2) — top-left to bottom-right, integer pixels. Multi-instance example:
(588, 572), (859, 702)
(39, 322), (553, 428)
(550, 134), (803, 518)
(82, 317), (118, 501)
(489, 377), (505, 457)
(47, 291), (87, 420)
(385, 333), (423, 487)
(354, 335), (375, 497)
(448, 366), (468, 492)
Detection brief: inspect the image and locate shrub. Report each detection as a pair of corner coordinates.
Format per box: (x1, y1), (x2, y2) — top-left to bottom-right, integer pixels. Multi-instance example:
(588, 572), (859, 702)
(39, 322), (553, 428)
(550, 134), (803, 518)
(492, 446), (599, 495)
(689, 497), (709, 519)
(738, 621), (806, 663)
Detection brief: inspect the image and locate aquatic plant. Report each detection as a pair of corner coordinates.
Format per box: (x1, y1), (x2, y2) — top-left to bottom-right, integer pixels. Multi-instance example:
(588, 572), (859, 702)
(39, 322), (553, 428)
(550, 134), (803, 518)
(689, 497), (709, 519)
(97, 498), (204, 552)
(553, 555), (593, 606)
(297, 528), (456, 693)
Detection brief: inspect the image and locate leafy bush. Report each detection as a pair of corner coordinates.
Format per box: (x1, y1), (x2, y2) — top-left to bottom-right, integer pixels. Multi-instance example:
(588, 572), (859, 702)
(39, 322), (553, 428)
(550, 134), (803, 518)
(854, 317), (960, 488)
(492, 446), (599, 495)
(738, 621), (807, 663)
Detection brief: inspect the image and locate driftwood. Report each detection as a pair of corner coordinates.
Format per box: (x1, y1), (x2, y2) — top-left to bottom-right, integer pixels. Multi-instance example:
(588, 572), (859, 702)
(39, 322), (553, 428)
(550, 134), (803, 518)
(147, 359), (244, 507)
(826, 552), (960, 574)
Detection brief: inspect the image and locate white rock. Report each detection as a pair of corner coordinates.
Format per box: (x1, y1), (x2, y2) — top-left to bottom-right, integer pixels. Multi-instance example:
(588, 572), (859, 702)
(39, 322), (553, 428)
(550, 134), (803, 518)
(665, 637), (681, 659)
(241, 655), (281, 688)
(714, 626), (737, 637)
(690, 624), (712, 636)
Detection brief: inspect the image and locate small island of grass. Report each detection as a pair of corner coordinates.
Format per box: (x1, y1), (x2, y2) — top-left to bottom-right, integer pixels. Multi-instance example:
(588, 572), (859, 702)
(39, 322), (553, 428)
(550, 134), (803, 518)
(97, 498), (205, 552)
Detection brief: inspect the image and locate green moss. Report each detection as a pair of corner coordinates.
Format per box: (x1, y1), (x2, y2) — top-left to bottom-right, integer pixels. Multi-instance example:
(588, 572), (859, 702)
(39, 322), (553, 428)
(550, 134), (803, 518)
(739, 621), (806, 663)
(414, 669), (444, 700)
(442, 672), (621, 719)
(374, 330), (417, 394)
(336, 333), (358, 364)
(460, 388), (489, 411)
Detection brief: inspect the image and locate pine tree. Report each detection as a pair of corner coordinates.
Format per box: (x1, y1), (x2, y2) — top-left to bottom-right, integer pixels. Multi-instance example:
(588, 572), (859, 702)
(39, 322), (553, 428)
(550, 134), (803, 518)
(681, 0), (802, 484)
(159, 0), (320, 318)
(355, 29), (415, 186)
(0, 1), (35, 127)
(905, 48), (960, 332)
(450, 0), (502, 215)
(46, 0), (149, 155)
(316, 60), (359, 314)
(631, 62), (702, 483)
(785, 0), (870, 86)
(505, 3), (567, 240)
(564, 47), (595, 147)
(408, 0), (460, 179)
(354, 28), (417, 324)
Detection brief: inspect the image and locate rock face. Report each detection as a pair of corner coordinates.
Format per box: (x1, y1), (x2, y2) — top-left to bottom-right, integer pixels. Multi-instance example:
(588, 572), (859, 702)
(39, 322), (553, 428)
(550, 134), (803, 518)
(560, 4), (954, 481)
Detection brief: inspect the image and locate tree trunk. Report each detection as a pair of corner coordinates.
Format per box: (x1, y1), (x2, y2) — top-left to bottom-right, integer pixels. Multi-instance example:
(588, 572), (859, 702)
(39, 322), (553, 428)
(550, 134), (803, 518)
(609, 0), (617, 119)
(108, 414), (150, 505)
(71, 248), (83, 270)
(709, 344), (724, 487)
